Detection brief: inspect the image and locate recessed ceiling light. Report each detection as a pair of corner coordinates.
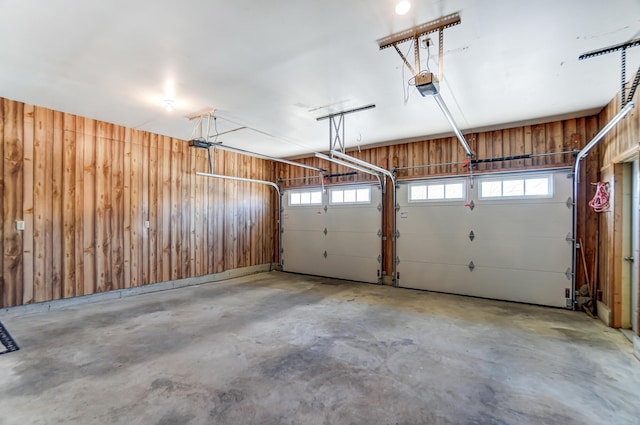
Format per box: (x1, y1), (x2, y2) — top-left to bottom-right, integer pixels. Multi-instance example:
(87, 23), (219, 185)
(395, 1), (411, 15)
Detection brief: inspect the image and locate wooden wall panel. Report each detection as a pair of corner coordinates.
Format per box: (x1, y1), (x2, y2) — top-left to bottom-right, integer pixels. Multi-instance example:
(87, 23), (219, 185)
(161, 136), (172, 281)
(52, 111), (63, 300)
(0, 96), (275, 308)
(82, 118), (96, 296)
(596, 90), (640, 327)
(112, 128), (125, 292)
(62, 114), (76, 299)
(0, 100), (4, 308)
(3, 100), (24, 307)
(22, 105), (34, 305)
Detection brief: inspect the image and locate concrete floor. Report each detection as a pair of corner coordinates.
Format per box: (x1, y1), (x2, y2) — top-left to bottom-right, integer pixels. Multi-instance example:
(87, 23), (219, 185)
(1, 272), (639, 425)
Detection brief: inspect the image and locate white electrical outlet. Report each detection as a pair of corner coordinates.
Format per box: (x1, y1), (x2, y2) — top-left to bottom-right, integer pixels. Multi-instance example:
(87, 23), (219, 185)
(16, 220), (25, 231)
(144, 221), (150, 229)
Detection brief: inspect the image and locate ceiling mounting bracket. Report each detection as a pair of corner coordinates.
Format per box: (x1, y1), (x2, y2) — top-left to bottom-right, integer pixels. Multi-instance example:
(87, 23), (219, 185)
(579, 37), (640, 108)
(377, 12), (474, 159)
(377, 12), (461, 83)
(316, 104), (376, 153)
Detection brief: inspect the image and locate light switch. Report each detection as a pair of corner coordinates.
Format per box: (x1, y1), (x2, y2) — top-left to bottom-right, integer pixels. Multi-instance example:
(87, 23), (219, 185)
(16, 220), (25, 231)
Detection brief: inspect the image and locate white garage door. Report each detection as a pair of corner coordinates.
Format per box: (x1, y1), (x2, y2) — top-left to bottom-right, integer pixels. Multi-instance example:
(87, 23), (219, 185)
(282, 184), (382, 284)
(397, 169), (573, 308)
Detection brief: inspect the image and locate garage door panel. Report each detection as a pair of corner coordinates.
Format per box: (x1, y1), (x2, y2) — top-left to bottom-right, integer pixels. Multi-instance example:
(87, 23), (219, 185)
(469, 268), (570, 307)
(283, 247), (328, 277)
(282, 184), (381, 284)
(471, 238), (572, 271)
(325, 215), (380, 232)
(326, 255), (380, 283)
(327, 232), (380, 257)
(398, 262), (473, 293)
(282, 230), (326, 251)
(471, 204), (571, 236)
(398, 235), (473, 263)
(282, 208), (325, 230)
(399, 262), (570, 307)
(398, 207), (472, 230)
(397, 169), (573, 308)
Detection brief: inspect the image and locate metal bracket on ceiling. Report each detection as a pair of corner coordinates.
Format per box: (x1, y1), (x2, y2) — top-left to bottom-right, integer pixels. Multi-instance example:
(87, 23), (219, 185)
(579, 37), (640, 109)
(316, 104), (376, 153)
(377, 12), (461, 83)
(377, 12), (474, 159)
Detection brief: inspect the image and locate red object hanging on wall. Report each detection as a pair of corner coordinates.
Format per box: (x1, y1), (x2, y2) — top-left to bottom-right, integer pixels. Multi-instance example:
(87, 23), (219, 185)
(588, 182), (610, 213)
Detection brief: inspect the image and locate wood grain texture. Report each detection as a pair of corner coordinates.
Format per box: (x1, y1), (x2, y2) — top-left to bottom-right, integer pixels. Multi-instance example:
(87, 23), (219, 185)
(52, 111), (63, 299)
(3, 100), (24, 307)
(0, 100), (4, 307)
(596, 89), (640, 327)
(0, 97), (275, 307)
(22, 104), (35, 304)
(62, 114), (76, 299)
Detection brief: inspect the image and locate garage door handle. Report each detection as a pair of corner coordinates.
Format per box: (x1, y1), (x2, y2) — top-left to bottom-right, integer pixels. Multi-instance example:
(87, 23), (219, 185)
(624, 256), (635, 262)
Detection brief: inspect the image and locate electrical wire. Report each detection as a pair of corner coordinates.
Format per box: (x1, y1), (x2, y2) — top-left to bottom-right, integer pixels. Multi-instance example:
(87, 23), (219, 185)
(402, 38), (415, 104)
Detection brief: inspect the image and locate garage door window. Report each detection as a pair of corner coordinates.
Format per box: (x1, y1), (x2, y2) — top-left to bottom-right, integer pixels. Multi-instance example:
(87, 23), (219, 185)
(479, 175), (552, 199)
(330, 187), (371, 204)
(289, 190), (323, 206)
(409, 181), (465, 202)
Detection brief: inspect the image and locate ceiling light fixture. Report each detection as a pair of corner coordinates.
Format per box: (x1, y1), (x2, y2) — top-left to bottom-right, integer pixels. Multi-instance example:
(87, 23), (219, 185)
(164, 99), (174, 112)
(395, 1), (411, 15)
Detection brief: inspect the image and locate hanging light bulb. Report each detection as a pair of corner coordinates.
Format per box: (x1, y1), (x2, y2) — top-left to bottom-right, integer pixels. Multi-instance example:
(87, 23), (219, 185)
(395, 1), (411, 15)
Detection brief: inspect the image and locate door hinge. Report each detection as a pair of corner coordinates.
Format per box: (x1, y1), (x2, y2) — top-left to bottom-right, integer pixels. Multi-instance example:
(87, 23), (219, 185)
(566, 197), (574, 209)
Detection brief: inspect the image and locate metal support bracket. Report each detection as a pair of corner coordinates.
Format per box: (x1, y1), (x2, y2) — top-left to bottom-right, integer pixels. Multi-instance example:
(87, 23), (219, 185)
(566, 197), (574, 209)
(579, 37), (640, 108)
(316, 104), (376, 153)
(565, 268), (573, 281)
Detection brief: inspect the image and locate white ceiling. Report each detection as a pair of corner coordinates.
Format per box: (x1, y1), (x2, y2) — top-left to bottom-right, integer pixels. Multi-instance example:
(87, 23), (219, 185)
(1, 0), (639, 158)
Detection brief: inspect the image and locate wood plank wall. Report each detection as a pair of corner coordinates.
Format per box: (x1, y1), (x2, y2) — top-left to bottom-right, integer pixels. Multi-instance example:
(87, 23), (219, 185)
(598, 92), (640, 328)
(0, 97), (275, 308)
(276, 117), (601, 286)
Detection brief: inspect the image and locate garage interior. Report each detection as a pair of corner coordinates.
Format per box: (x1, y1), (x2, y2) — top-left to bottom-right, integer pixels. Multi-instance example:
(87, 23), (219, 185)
(1, 1), (640, 424)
